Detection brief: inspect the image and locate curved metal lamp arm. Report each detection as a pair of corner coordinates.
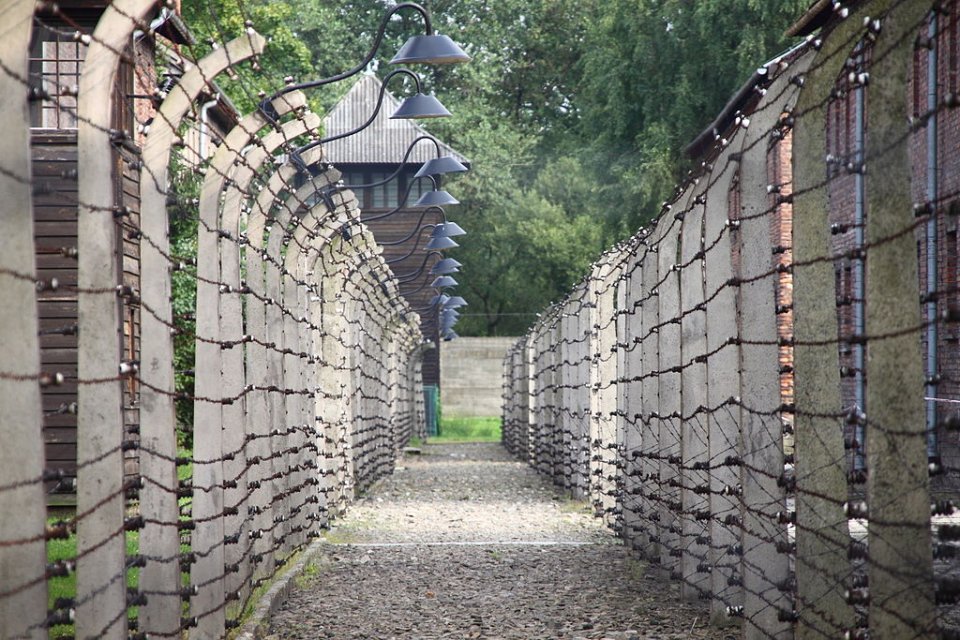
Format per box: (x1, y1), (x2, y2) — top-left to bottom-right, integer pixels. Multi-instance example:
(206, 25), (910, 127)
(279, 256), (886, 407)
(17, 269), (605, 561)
(385, 225), (440, 264)
(293, 135), (440, 208)
(398, 278), (440, 297)
(295, 69), (422, 159)
(394, 250), (447, 282)
(383, 223), (436, 249)
(411, 300), (442, 313)
(375, 207), (445, 247)
(264, 2), (431, 107)
(344, 135), (441, 189)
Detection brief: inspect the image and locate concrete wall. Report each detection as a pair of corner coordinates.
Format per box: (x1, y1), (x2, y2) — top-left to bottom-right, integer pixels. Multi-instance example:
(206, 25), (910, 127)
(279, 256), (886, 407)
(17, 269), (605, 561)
(441, 337), (518, 417)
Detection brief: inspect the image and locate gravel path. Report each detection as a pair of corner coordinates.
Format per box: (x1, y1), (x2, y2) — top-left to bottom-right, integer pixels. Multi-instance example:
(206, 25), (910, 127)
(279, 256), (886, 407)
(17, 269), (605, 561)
(267, 443), (735, 640)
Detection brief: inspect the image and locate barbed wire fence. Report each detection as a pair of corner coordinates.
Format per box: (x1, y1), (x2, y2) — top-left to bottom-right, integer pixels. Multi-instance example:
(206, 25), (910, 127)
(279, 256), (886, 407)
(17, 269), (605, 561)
(0, 0), (426, 638)
(504, 1), (960, 638)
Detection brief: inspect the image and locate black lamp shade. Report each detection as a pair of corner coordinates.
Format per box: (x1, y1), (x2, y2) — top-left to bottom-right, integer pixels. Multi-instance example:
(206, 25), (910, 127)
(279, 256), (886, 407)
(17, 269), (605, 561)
(414, 189), (459, 207)
(430, 258), (462, 275)
(431, 275), (458, 288)
(390, 93), (452, 119)
(429, 293), (450, 307)
(390, 34), (471, 65)
(432, 221), (466, 237)
(415, 156), (469, 178)
(426, 236), (459, 250)
(444, 296), (467, 309)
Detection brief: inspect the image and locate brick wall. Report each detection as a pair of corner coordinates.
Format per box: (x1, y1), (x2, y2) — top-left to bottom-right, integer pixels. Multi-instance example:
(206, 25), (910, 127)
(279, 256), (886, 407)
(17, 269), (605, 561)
(822, 3), (960, 477)
(769, 131), (795, 438)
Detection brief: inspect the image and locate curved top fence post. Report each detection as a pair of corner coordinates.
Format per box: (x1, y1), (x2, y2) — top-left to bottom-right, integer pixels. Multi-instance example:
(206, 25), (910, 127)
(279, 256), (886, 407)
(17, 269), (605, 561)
(75, 1), (156, 638)
(191, 98), (312, 638)
(0, 2), (47, 636)
(137, 31), (265, 638)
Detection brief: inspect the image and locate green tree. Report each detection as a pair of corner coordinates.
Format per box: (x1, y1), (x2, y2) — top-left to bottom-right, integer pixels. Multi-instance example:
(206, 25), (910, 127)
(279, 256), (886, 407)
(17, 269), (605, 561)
(174, 0), (814, 338)
(576, 0), (811, 229)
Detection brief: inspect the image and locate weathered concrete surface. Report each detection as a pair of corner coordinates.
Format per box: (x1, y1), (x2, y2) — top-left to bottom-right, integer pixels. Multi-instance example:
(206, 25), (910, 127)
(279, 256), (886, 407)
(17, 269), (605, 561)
(267, 443), (731, 639)
(441, 337), (520, 417)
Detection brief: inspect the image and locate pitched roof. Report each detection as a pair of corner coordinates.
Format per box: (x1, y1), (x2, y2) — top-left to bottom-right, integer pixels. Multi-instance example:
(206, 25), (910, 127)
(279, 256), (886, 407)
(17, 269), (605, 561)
(322, 74), (469, 166)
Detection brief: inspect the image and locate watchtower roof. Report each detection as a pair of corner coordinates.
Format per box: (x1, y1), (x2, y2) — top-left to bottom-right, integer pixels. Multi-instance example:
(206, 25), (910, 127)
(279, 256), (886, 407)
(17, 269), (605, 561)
(323, 74), (469, 166)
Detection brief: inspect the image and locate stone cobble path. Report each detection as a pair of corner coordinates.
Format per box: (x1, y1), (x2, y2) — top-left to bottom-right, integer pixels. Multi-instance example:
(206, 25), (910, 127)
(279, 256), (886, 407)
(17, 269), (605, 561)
(267, 443), (734, 640)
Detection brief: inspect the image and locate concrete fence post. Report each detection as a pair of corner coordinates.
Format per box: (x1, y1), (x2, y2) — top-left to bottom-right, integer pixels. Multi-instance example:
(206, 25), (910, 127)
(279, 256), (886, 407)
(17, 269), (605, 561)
(703, 152), (745, 621)
(788, 38), (855, 638)
(657, 211), (684, 576)
(192, 101), (314, 637)
(590, 257), (620, 525)
(738, 69), (793, 637)
(75, 2), (155, 637)
(861, 2), (936, 635)
(639, 227), (662, 563)
(621, 244), (645, 553)
(0, 3), (47, 636)
(137, 33), (265, 636)
(680, 190), (710, 600)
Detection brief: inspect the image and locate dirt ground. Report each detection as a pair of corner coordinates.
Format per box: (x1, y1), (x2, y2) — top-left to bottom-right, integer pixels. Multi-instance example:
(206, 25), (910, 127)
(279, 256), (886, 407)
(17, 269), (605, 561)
(266, 443), (736, 640)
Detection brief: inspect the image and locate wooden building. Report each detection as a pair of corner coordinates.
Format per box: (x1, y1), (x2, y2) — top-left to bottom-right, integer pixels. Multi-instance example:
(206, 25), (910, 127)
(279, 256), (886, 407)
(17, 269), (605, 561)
(30, 2), (235, 501)
(322, 74), (469, 387)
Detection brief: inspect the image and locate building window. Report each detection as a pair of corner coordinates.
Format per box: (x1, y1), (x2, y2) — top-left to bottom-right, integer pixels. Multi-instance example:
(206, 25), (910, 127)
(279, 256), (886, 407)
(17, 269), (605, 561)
(340, 169), (430, 210)
(369, 171), (393, 208)
(29, 21), (88, 130)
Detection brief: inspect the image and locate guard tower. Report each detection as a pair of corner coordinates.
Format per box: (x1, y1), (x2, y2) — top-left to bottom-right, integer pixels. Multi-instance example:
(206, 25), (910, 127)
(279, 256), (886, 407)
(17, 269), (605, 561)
(323, 74), (469, 392)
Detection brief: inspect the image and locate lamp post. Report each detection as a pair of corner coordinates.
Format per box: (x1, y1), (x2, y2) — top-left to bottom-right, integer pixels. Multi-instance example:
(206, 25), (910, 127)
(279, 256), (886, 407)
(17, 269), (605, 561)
(398, 273), (458, 296)
(259, 1), (469, 121)
(364, 205), (466, 249)
(300, 134), (467, 211)
(412, 295), (465, 343)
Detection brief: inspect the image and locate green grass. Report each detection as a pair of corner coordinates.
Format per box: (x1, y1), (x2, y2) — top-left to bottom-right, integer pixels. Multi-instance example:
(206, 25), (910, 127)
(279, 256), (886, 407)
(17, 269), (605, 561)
(47, 525), (140, 635)
(432, 416), (502, 443)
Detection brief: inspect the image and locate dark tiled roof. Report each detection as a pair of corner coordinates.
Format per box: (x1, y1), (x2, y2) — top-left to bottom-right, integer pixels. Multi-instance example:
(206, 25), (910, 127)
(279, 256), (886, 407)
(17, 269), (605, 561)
(323, 74), (469, 166)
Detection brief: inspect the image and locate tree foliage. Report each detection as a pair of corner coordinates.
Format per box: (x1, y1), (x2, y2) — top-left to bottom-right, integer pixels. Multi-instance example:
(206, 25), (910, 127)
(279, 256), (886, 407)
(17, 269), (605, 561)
(178, 0), (813, 336)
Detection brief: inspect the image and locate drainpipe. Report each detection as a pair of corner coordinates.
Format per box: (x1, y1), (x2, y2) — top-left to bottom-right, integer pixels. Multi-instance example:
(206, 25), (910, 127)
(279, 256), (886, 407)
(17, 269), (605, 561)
(926, 13), (940, 461)
(198, 94), (220, 162)
(853, 55), (866, 471)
